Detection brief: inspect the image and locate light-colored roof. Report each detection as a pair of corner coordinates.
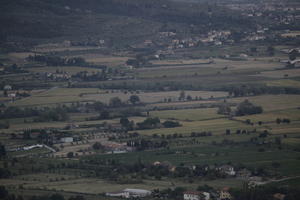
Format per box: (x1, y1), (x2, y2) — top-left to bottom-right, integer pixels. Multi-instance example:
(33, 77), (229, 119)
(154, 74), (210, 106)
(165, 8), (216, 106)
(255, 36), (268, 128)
(124, 188), (151, 194)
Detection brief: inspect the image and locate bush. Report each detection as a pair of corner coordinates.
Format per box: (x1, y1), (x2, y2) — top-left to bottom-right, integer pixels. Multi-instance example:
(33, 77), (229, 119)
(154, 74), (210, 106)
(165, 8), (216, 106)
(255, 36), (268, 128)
(162, 120), (181, 128)
(236, 100), (263, 116)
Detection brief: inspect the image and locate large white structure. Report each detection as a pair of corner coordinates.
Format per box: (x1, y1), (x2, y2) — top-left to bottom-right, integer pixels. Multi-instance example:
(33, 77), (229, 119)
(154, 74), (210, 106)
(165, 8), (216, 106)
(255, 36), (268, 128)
(106, 188), (151, 198)
(60, 137), (73, 143)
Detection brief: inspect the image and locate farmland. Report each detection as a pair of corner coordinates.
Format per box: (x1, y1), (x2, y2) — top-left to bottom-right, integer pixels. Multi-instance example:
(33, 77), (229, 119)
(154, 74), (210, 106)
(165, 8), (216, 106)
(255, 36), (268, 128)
(1, 0), (300, 199)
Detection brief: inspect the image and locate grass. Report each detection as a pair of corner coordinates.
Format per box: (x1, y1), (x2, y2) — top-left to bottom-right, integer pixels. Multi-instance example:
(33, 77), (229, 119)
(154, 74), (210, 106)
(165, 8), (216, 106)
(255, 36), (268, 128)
(266, 79), (300, 88)
(257, 68), (300, 78)
(1, 176), (243, 194)
(228, 95), (300, 112)
(149, 107), (223, 121)
(82, 55), (130, 67)
(10, 88), (102, 107)
(28, 66), (103, 75)
(235, 108), (300, 123)
(10, 88), (228, 107)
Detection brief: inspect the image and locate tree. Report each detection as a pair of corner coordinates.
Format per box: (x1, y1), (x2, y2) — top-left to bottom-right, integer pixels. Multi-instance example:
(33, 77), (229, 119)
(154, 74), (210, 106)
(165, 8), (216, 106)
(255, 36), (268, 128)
(197, 184), (214, 192)
(0, 143), (6, 158)
(267, 46), (275, 56)
(67, 152), (74, 158)
(137, 117), (160, 129)
(93, 101), (105, 112)
(120, 117), (130, 127)
(276, 118), (282, 124)
(250, 47), (257, 53)
(109, 97), (123, 107)
(69, 196), (85, 200)
(217, 104), (231, 115)
(99, 110), (109, 119)
(129, 95), (140, 105)
(226, 129), (231, 135)
(179, 91), (185, 101)
(92, 142), (104, 150)
(50, 194), (65, 200)
(162, 120), (181, 128)
(289, 49), (298, 61)
(235, 100), (263, 116)
(0, 186), (8, 199)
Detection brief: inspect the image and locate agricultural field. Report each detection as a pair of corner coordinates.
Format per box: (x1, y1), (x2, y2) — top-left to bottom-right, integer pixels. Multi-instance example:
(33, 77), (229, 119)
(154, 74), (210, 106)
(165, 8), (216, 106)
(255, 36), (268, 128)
(10, 88), (228, 107)
(228, 95), (300, 112)
(1, 1), (300, 199)
(149, 108), (223, 121)
(27, 66), (104, 75)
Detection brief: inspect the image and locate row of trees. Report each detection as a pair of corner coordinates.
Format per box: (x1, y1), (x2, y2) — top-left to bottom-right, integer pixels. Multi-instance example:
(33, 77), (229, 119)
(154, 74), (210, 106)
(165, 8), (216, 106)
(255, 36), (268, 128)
(136, 117), (181, 130)
(0, 186), (86, 200)
(27, 55), (88, 67)
(0, 106), (71, 122)
(218, 100), (263, 116)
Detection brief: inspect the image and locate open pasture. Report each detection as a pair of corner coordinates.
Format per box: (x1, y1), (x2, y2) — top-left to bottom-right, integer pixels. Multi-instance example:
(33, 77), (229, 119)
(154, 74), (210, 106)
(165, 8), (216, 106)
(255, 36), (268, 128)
(235, 108), (300, 123)
(10, 88), (102, 106)
(150, 59), (213, 66)
(10, 88), (228, 107)
(28, 66), (103, 75)
(82, 90), (228, 104)
(228, 95), (300, 112)
(149, 107), (223, 121)
(136, 65), (220, 79)
(82, 54), (130, 66)
(147, 100), (218, 109)
(137, 58), (281, 79)
(259, 121), (300, 135)
(266, 79), (300, 88)
(257, 68), (300, 78)
(0, 176), (243, 195)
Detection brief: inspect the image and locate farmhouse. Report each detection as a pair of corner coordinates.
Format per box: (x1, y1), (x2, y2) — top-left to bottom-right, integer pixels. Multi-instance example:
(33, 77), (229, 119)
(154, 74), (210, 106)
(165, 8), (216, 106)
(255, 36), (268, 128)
(60, 137), (73, 143)
(217, 165), (236, 176)
(183, 191), (210, 200)
(3, 85), (12, 91)
(220, 187), (231, 200)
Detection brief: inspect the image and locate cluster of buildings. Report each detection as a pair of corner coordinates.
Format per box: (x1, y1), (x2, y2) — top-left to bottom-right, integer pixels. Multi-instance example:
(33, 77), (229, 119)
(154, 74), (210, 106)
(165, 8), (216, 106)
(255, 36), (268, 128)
(40, 71), (71, 81)
(183, 187), (231, 200)
(183, 191), (211, 200)
(106, 187), (232, 200)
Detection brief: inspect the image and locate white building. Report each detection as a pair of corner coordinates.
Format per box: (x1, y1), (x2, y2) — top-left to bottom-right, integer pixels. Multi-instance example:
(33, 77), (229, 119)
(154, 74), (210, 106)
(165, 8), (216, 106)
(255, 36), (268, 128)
(217, 165), (236, 176)
(4, 85), (12, 91)
(106, 191), (130, 198)
(60, 137), (73, 143)
(123, 188), (151, 198)
(106, 188), (151, 199)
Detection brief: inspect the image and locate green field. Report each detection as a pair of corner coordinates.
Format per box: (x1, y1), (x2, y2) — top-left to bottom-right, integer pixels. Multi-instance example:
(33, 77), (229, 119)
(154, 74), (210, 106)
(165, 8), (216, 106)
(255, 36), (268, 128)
(10, 88), (228, 107)
(149, 107), (224, 121)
